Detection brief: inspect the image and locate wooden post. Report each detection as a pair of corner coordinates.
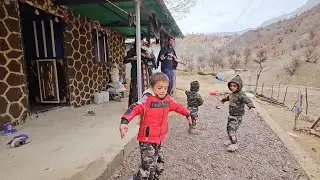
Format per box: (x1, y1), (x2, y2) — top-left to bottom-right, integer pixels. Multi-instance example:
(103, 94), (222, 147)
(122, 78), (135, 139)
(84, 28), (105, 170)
(300, 93), (303, 109)
(271, 85), (274, 99)
(311, 117), (320, 129)
(305, 87), (308, 114)
(291, 91), (299, 111)
(277, 83), (280, 101)
(261, 83), (264, 95)
(283, 86), (288, 104)
(294, 91), (303, 130)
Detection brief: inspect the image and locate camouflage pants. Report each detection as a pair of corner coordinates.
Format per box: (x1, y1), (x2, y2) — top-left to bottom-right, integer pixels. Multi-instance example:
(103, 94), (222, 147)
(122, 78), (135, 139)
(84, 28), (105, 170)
(226, 115), (243, 144)
(136, 142), (164, 180)
(188, 107), (198, 129)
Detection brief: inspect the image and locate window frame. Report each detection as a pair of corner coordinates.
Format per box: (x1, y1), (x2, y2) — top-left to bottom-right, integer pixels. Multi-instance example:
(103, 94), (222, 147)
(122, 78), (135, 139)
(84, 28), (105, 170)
(31, 15), (64, 59)
(92, 29), (109, 64)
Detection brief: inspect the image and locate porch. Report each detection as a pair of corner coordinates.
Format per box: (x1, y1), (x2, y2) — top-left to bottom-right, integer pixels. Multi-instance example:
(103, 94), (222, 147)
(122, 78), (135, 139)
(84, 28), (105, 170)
(0, 0), (182, 179)
(0, 98), (139, 180)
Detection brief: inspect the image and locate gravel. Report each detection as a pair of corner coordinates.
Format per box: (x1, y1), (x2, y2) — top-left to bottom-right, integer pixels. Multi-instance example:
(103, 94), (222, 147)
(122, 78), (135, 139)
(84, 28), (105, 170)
(109, 96), (307, 180)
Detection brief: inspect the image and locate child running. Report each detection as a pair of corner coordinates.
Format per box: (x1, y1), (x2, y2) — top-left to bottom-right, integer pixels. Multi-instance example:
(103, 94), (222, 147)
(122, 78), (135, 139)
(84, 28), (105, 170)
(185, 81), (203, 133)
(119, 72), (191, 180)
(221, 75), (255, 152)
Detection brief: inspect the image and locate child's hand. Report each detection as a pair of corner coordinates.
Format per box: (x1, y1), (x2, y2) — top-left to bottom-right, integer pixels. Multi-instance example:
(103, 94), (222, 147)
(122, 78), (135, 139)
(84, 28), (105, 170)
(119, 124), (128, 139)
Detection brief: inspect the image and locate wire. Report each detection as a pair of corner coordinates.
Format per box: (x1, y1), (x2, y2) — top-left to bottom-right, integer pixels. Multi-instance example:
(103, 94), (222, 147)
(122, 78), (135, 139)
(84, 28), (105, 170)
(237, 0), (265, 30)
(232, 0), (254, 29)
(105, 0), (130, 15)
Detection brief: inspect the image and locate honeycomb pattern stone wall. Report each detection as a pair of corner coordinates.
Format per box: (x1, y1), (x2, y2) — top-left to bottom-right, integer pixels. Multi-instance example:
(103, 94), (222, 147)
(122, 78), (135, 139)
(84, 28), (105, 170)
(0, 1), (28, 127)
(0, 0), (125, 127)
(64, 10), (125, 107)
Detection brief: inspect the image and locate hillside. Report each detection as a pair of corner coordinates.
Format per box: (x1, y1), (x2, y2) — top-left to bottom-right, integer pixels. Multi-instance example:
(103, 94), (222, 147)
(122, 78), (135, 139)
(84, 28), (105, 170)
(178, 4), (320, 88)
(261, 0), (320, 27)
(210, 28), (254, 37)
(224, 4), (320, 87)
(175, 34), (237, 71)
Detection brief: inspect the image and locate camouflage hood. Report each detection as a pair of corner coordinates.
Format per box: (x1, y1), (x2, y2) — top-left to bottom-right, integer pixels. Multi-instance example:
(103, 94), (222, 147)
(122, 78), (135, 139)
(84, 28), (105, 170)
(190, 81), (200, 92)
(228, 75), (243, 92)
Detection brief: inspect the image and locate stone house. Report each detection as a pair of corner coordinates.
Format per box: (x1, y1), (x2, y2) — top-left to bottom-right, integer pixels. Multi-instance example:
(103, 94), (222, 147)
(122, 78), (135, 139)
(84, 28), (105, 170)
(0, 0), (182, 129)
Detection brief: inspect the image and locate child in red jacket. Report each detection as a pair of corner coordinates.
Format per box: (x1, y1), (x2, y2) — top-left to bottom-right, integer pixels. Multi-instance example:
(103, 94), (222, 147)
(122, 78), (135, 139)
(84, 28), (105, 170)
(119, 72), (191, 180)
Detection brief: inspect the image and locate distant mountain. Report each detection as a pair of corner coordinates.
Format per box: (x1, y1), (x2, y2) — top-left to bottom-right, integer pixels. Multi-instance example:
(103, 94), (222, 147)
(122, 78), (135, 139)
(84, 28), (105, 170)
(298, 0), (320, 14)
(260, 13), (295, 27)
(211, 28), (254, 37)
(261, 0), (320, 27)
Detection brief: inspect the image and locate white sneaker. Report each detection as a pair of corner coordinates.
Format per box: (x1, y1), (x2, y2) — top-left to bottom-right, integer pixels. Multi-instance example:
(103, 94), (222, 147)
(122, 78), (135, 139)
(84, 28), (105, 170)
(223, 139), (232, 146)
(227, 144), (239, 152)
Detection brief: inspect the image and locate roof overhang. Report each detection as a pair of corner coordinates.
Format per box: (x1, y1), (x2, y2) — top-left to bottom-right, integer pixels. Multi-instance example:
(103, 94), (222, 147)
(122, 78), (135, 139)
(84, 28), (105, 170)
(52, 0), (183, 38)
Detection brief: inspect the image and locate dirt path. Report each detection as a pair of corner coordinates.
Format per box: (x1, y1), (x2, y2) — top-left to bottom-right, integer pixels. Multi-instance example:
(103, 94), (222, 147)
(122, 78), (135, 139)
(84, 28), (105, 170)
(110, 93), (307, 180)
(258, 100), (320, 166)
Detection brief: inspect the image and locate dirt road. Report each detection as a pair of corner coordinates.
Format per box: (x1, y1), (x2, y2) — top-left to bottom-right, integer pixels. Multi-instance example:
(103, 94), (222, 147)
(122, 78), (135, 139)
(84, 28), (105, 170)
(110, 93), (307, 180)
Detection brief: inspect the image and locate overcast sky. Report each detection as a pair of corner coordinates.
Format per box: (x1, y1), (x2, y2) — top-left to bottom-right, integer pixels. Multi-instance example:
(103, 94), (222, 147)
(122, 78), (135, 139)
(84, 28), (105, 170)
(176, 0), (308, 34)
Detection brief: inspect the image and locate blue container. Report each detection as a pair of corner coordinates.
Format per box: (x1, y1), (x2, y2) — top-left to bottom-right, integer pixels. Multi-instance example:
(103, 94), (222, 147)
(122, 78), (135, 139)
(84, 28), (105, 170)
(2, 122), (17, 136)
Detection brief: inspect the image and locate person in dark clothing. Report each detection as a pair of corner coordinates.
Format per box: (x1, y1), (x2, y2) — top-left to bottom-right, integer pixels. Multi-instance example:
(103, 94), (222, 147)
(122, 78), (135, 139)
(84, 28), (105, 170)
(142, 41), (157, 77)
(124, 38), (154, 107)
(221, 75), (255, 152)
(185, 81), (203, 133)
(157, 37), (178, 95)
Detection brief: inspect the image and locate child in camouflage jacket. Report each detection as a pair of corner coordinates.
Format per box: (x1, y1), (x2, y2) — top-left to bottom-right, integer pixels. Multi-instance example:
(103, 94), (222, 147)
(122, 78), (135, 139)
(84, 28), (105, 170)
(185, 81), (203, 133)
(221, 75), (255, 152)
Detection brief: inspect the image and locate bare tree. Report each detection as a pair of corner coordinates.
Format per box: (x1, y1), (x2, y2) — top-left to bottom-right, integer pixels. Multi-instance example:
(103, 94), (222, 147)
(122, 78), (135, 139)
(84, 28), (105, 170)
(196, 56), (206, 71)
(228, 49), (236, 56)
(229, 56), (240, 70)
(292, 43), (297, 50)
(164, 0), (198, 20)
(309, 29), (316, 40)
(305, 47), (315, 62)
(219, 58), (226, 69)
(311, 39), (318, 47)
(278, 36), (283, 43)
(313, 51), (319, 63)
(253, 49), (268, 95)
(235, 52), (241, 58)
(243, 48), (251, 70)
(208, 52), (223, 71)
(184, 54), (195, 71)
(286, 56), (300, 75)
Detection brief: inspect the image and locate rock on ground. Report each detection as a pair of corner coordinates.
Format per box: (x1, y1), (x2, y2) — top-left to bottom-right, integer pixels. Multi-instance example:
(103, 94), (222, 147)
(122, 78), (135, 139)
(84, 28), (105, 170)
(109, 96), (307, 180)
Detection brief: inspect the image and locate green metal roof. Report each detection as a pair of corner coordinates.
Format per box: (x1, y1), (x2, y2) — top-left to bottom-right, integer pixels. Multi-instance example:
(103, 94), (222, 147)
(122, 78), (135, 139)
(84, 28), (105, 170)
(53, 0), (183, 37)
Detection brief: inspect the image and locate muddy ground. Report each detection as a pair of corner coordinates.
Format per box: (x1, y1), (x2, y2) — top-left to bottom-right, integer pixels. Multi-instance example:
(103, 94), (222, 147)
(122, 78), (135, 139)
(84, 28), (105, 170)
(109, 94), (307, 180)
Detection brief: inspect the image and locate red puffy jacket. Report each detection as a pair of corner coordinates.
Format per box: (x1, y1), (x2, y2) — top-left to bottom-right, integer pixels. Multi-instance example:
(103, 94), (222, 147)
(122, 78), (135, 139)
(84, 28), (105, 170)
(121, 89), (190, 144)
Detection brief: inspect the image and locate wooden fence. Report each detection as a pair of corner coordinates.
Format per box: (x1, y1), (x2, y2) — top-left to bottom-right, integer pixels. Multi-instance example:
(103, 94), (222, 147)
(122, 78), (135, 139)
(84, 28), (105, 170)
(243, 82), (320, 132)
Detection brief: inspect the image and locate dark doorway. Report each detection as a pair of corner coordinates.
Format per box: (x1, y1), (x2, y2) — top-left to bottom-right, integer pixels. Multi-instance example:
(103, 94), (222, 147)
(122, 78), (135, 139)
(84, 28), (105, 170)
(19, 2), (68, 113)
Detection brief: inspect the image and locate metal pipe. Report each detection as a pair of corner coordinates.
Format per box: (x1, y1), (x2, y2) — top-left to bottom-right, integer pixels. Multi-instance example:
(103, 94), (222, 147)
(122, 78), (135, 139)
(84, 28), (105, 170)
(135, 0), (142, 100)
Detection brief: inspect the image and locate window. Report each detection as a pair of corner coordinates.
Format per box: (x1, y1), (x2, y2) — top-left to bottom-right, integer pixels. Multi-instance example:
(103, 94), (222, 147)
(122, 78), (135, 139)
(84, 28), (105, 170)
(92, 29), (108, 63)
(31, 17), (64, 59)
